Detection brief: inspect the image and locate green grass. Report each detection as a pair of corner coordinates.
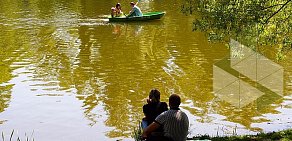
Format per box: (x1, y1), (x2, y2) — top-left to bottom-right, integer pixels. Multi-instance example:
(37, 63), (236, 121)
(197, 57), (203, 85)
(131, 122), (292, 141)
(188, 129), (292, 141)
(131, 122), (143, 141)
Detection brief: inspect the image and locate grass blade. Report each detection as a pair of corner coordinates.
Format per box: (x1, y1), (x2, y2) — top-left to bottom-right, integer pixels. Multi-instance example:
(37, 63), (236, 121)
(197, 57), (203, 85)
(2, 132), (4, 141)
(29, 130), (34, 141)
(9, 130), (14, 141)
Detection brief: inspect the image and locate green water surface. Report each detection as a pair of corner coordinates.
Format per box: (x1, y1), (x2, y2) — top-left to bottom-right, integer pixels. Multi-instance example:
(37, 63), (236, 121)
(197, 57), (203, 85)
(0, 0), (291, 140)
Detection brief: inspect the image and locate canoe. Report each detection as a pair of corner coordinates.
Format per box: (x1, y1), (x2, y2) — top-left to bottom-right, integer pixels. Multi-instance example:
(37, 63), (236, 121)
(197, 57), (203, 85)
(109, 12), (165, 22)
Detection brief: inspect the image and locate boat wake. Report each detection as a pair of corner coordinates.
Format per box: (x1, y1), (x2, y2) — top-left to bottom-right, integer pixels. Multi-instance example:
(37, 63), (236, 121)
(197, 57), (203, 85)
(77, 18), (109, 26)
(77, 15), (110, 26)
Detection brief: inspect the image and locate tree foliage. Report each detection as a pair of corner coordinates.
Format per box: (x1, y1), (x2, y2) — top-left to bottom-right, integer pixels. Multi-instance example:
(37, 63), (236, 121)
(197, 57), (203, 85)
(182, 0), (292, 59)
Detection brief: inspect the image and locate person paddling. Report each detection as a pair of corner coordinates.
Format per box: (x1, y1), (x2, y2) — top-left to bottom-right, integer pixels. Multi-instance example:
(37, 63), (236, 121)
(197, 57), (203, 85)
(128, 2), (143, 17)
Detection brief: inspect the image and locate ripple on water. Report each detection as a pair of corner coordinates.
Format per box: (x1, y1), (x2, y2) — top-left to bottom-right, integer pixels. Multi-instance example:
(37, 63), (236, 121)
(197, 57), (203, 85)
(1, 0), (292, 140)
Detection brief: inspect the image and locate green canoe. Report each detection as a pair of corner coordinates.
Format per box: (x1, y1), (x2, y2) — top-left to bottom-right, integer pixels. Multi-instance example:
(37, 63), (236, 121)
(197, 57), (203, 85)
(109, 12), (165, 22)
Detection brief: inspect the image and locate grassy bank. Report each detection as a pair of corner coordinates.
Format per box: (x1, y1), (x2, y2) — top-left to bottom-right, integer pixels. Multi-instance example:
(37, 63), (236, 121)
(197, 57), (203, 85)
(132, 125), (292, 141)
(189, 129), (292, 141)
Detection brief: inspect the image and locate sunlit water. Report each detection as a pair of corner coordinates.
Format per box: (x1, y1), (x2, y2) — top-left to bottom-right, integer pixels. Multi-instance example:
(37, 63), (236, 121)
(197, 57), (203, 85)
(0, 0), (292, 140)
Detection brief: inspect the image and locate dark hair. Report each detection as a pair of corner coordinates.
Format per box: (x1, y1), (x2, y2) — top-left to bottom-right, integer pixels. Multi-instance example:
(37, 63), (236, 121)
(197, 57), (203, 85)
(169, 94), (181, 108)
(130, 2), (135, 5)
(116, 3), (121, 8)
(149, 89), (160, 102)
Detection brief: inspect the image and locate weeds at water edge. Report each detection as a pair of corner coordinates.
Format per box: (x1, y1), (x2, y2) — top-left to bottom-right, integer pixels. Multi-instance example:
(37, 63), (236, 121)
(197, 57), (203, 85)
(189, 129), (292, 141)
(131, 122), (143, 141)
(1, 130), (34, 141)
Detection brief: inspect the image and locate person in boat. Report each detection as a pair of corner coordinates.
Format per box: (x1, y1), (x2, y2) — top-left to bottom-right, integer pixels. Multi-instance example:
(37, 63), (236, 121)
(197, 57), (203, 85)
(142, 94), (189, 141)
(128, 2), (143, 17)
(111, 3), (123, 17)
(142, 89), (168, 130)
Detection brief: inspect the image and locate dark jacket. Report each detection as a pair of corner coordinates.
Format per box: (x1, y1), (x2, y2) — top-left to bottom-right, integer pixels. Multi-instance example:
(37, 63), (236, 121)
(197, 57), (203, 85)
(143, 102), (168, 125)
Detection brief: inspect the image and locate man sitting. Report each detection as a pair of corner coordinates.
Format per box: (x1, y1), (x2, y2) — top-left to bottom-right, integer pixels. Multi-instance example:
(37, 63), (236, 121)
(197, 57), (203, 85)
(142, 94), (189, 141)
(128, 2), (143, 17)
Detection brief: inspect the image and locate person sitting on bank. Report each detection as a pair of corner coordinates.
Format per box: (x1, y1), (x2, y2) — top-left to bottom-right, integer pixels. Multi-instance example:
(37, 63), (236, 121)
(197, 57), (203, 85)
(142, 94), (189, 141)
(111, 3), (123, 17)
(142, 89), (168, 129)
(128, 2), (143, 17)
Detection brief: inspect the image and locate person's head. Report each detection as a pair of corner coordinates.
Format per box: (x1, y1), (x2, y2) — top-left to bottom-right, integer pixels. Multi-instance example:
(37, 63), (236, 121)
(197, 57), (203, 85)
(111, 7), (116, 11)
(169, 94), (181, 108)
(130, 2), (135, 7)
(116, 3), (121, 9)
(149, 89), (160, 103)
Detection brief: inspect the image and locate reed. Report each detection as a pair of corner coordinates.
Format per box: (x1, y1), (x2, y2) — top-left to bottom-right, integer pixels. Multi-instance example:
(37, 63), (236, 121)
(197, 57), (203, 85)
(131, 122), (143, 141)
(1, 130), (34, 141)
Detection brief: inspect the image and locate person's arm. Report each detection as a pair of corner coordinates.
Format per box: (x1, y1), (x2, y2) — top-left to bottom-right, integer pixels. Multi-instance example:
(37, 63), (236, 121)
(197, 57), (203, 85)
(129, 9), (134, 15)
(142, 111), (166, 139)
(128, 6), (138, 17)
(143, 104), (149, 118)
(128, 9), (133, 17)
(136, 0), (140, 5)
(142, 122), (161, 139)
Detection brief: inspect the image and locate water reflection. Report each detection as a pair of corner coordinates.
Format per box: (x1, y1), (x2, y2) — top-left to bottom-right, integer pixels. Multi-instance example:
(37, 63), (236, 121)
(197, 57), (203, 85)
(0, 84), (12, 113)
(213, 39), (284, 130)
(0, 0), (291, 140)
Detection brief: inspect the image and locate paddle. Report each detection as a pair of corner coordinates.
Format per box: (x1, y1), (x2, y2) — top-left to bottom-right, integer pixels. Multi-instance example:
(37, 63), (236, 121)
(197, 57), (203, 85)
(136, 0), (140, 5)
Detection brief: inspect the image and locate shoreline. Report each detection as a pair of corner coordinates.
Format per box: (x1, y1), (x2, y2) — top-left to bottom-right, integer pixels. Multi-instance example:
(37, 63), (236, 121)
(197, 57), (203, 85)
(187, 129), (292, 140)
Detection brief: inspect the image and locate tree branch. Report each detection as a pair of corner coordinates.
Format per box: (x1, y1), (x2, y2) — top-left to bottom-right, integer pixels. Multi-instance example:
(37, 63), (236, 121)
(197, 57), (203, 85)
(265, 0), (292, 23)
(262, 4), (284, 10)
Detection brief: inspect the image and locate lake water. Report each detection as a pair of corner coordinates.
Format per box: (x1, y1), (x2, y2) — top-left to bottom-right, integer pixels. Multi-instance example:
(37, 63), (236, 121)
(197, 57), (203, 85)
(0, 0), (292, 140)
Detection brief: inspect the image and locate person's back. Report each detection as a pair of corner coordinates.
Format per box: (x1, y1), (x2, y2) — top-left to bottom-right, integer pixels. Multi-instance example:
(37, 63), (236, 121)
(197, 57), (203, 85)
(142, 89), (168, 129)
(155, 108), (189, 141)
(143, 101), (168, 126)
(142, 94), (189, 141)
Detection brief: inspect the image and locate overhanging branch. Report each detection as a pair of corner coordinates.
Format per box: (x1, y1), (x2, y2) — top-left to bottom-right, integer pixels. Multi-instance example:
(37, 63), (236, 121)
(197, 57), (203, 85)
(262, 4), (284, 10)
(265, 0), (292, 23)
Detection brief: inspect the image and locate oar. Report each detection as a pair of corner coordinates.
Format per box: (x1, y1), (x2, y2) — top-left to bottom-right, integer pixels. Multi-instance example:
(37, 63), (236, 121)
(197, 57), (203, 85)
(136, 0), (140, 5)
